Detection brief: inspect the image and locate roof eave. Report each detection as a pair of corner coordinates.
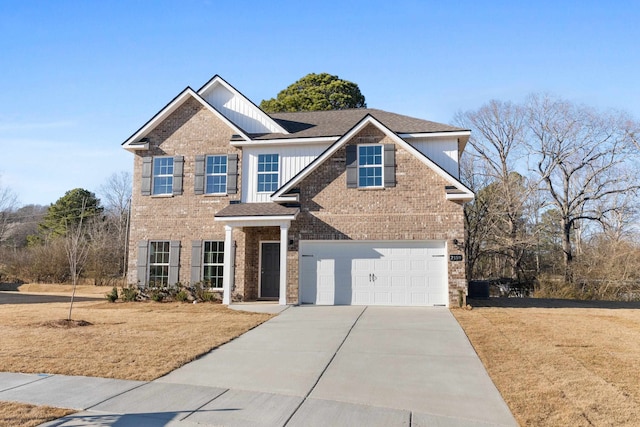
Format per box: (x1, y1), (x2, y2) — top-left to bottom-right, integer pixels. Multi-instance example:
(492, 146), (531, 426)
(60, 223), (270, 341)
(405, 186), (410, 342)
(121, 88), (251, 151)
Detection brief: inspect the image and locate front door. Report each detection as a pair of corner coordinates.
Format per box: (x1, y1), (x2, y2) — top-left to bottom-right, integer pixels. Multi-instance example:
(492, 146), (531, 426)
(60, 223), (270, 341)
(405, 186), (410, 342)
(260, 242), (280, 299)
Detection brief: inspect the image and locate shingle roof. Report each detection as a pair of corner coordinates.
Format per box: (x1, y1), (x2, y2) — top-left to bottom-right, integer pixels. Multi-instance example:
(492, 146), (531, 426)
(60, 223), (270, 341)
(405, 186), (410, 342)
(249, 109), (465, 140)
(215, 202), (300, 218)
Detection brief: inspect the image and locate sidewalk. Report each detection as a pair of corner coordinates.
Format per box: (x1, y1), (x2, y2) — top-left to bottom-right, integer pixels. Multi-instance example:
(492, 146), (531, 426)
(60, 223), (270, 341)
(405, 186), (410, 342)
(0, 305), (517, 426)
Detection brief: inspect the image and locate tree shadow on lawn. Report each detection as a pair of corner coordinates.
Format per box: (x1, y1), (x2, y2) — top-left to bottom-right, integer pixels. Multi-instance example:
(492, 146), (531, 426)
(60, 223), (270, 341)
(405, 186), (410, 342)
(468, 297), (640, 309)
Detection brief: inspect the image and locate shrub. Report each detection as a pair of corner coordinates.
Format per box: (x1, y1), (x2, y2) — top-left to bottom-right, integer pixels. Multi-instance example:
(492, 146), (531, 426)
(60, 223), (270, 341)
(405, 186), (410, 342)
(121, 285), (138, 302)
(105, 286), (118, 303)
(175, 289), (189, 302)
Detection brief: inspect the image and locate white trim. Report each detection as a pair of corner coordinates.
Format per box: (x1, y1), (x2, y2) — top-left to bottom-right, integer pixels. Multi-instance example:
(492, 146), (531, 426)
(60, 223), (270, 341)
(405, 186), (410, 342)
(258, 240), (280, 300)
(356, 143), (384, 189)
(256, 153), (280, 194)
(399, 131), (470, 139)
(230, 136), (339, 147)
(122, 88), (250, 150)
(198, 75), (289, 135)
(214, 216), (296, 228)
(279, 225), (289, 305)
(272, 115), (474, 202)
(204, 155), (228, 195)
(202, 240), (225, 289)
(222, 226), (234, 305)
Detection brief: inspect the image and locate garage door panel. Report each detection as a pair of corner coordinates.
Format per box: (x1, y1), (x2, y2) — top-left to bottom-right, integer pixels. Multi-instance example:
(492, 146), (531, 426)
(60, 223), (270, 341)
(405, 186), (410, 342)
(300, 241), (448, 307)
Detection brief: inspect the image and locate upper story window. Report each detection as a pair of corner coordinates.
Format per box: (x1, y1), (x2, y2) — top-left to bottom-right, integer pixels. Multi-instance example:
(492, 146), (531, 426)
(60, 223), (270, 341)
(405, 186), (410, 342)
(358, 145), (383, 188)
(206, 155), (227, 194)
(153, 157), (174, 195)
(257, 154), (279, 193)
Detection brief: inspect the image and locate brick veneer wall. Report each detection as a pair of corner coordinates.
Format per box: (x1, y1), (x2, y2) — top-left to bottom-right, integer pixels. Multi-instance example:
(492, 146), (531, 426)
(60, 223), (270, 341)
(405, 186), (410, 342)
(126, 98), (247, 295)
(287, 124), (466, 306)
(127, 102), (468, 306)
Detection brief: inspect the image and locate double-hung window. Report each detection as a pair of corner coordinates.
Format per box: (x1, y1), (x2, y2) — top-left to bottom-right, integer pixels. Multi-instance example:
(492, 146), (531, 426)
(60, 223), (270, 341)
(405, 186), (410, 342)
(257, 154), (279, 193)
(153, 157), (174, 195)
(358, 145), (383, 188)
(205, 155), (227, 194)
(148, 241), (170, 286)
(203, 241), (224, 288)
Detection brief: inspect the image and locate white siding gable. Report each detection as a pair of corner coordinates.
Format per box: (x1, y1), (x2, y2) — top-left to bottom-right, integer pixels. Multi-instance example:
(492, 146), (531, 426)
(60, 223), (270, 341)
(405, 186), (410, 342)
(200, 83), (284, 134)
(242, 144), (329, 203)
(408, 137), (459, 178)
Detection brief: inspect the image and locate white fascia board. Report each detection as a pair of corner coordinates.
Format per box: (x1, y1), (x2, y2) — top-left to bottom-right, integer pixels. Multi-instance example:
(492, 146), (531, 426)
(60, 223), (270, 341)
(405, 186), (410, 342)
(271, 195), (299, 203)
(400, 130), (470, 154)
(122, 88), (250, 151)
(446, 192), (475, 202)
(272, 116), (380, 199)
(398, 130), (470, 139)
(231, 136), (339, 147)
(198, 75), (289, 135)
(274, 115), (473, 200)
(214, 216), (296, 228)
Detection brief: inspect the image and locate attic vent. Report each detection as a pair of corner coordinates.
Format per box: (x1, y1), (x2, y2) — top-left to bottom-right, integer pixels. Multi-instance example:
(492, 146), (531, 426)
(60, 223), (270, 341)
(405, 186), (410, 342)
(230, 134), (244, 141)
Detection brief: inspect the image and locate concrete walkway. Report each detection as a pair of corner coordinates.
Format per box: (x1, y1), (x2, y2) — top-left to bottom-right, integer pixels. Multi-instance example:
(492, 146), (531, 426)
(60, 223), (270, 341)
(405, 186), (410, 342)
(0, 305), (517, 426)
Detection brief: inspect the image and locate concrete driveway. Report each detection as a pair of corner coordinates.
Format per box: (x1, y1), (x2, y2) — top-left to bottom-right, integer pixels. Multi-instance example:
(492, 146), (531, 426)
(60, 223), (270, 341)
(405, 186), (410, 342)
(2, 305), (517, 426)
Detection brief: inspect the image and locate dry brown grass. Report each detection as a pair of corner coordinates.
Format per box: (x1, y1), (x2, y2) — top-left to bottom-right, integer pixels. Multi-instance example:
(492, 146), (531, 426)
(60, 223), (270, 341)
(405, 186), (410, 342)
(453, 303), (640, 426)
(1, 299), (274, 381)
(0, 401), (74, 427)
(0, 286), (274, 424)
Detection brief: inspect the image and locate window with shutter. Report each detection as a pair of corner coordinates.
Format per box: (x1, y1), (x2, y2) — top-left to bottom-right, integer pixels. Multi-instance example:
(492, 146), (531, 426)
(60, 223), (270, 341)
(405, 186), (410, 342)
(358, 144), (383, 188)
(205, 155), (227, 194)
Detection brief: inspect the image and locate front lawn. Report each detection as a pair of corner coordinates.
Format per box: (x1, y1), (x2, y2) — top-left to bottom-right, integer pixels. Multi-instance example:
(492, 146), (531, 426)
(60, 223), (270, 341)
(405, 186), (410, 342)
(0, 293), (274, 426)
(454, 300), (640, 426)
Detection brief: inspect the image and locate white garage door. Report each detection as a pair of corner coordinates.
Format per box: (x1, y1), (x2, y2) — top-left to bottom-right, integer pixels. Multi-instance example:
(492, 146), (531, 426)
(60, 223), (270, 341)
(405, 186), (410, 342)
(299, 241), (448, 306)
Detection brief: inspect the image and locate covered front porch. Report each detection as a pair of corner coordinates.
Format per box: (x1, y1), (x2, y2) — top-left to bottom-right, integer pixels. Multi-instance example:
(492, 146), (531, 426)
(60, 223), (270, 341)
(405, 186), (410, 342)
(214, 203), (299, 305)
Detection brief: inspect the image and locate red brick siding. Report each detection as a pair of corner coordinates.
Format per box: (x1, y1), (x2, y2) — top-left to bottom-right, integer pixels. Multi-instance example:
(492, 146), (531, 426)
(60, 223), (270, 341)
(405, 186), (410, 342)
(288, 124), (466, 306)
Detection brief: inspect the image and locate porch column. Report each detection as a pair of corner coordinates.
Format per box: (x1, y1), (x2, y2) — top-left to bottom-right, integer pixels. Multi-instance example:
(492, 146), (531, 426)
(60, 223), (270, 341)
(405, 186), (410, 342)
(222, 225), (234, 305)
(279, 224), (289, 305)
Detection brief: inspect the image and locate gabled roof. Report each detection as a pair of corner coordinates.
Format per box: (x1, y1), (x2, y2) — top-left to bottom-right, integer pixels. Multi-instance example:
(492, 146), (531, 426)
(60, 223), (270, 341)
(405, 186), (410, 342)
(254, 108), (467, 140)
(272, 114), (474, 203)
(121, 87), (251, 150)
(198, 75), (289, 135)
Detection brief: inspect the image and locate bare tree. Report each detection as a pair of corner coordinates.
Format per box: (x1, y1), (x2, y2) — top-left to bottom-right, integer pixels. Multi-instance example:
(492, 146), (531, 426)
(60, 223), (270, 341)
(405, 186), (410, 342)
(0, 177), (18, 245)
(456, 100), (536, 280)
(527, 94), (640, 284)
(99, 171), (131, 277)
(65, 198), (91, 320)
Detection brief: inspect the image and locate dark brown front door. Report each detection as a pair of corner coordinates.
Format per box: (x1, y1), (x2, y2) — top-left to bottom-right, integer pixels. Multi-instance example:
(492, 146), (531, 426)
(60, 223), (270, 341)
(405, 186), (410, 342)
(260, 242), (280, 299)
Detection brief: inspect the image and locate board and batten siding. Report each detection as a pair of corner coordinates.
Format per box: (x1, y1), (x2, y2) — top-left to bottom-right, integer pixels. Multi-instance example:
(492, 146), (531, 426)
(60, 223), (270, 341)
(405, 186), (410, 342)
(242, 144), (329, 203)
(201, 84), (281, 134)
(408, 137), (459, 178)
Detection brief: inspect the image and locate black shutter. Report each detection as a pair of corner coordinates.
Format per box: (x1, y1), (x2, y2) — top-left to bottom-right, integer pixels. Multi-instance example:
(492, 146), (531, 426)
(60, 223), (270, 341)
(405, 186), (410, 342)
(137, 240), (148, 286)
(141, 157), (152, 196)
(173, 156), (184, 195)
(168, 241), (180, 285)
(346, 145), (357, 188)
(227, 154), (238, 194)
(191, 240), (202, 283)
(384, 144), (396, 188)
(194, 155), (205, 195)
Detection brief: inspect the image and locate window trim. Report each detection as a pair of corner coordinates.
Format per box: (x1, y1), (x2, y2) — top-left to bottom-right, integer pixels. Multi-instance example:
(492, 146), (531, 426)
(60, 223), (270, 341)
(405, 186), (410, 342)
(256, 153), (279, 193)
(357, 144), (384, 188)
(202, 240), (225, 289)
(205, 155), (228, 195)
(148, 240), (171, 287)
(152, 156), (174, 195)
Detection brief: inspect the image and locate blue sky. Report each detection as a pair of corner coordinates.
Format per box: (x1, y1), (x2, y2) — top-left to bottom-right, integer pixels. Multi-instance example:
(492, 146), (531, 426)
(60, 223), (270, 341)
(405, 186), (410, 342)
(1, 0), (639, 206)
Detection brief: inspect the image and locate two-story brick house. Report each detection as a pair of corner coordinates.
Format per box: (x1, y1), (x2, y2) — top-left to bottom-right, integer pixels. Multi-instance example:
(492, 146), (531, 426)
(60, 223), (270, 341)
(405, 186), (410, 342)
(122, 75), (473, 306)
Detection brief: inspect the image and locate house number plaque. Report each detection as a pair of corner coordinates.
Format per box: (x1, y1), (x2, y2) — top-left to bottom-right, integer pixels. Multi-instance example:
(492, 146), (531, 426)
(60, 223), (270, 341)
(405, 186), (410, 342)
(449, 254), (463, 261)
